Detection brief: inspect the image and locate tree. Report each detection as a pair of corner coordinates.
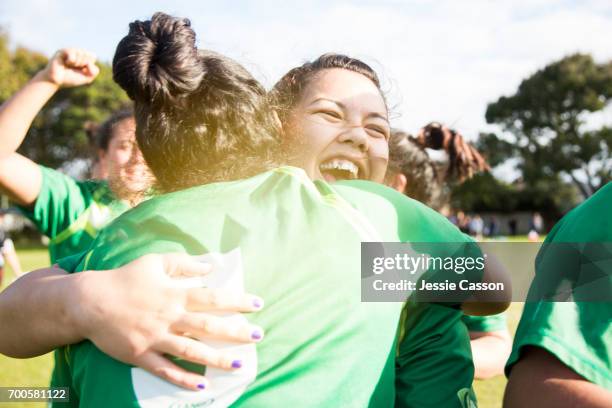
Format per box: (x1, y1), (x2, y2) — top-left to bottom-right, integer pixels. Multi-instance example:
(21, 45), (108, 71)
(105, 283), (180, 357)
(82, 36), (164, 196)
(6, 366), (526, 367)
(482, 53), (612, 199)
(0, 30), (130, 170)
(451, 172), (579, 220)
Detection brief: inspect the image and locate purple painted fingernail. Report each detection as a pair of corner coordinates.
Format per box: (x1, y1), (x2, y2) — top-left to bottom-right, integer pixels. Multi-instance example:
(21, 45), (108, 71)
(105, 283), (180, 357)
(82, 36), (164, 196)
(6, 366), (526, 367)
(253, 298), (263, 309)
(197, 383), (206, 390)
(251, 330), (263, 340)
(232, 360), (242, 369)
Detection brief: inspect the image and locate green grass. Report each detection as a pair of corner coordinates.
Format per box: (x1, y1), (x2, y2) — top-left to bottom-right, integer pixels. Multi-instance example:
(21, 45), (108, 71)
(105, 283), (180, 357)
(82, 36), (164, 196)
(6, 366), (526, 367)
(473, 303), (523, 408)
(1, 248), (520, 407)
(0, 248), (52, 408)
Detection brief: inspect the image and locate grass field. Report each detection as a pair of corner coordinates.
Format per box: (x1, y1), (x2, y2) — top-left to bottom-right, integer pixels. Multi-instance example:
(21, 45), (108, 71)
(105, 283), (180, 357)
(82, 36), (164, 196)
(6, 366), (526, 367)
(0, 248), (53, 408)
(0, 248), (524, 408)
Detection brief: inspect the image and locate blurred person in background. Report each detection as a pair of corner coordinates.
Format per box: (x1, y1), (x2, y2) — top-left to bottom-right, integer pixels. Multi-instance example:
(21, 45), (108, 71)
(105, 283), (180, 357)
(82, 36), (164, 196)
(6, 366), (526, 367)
(0, 48), (152, 264)
(508, 218), (518, 236)
(458, 211), (471, 233)
(470, 214), (484, 240)
(0, 210), (23, 285)
(385, 127), (512, 379)
(487, 216), (499, 238)
(528, 212), (544, 242)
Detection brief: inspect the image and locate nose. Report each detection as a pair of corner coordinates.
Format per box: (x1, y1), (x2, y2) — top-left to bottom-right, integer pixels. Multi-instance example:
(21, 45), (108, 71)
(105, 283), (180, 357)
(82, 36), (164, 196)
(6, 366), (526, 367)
(338, 125), (369, 152)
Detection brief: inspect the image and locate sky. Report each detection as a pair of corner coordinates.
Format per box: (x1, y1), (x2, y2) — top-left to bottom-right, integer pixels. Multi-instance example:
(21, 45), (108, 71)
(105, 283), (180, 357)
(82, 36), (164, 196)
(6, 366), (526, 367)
(1, 0), (611, 179)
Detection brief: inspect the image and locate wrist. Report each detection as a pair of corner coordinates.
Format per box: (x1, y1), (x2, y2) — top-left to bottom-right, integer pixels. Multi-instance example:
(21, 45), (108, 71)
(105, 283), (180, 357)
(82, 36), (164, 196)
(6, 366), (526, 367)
(32, 69), (61, 89)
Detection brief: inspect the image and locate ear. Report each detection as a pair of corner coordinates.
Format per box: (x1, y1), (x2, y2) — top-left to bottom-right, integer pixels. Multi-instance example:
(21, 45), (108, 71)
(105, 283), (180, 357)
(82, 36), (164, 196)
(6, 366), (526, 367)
(390, 173), (407, 193)
(97, 148), (106, 161)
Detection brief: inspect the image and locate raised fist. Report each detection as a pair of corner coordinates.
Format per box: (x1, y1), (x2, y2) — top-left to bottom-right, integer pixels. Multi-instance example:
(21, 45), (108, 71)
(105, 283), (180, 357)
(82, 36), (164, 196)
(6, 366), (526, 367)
(40, 48), (100, 87)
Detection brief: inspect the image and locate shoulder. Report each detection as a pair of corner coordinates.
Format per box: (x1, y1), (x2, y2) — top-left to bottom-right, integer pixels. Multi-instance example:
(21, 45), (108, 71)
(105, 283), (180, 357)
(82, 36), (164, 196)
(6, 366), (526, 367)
(551, 182), (612, 242)
(333, 180), (466, 242)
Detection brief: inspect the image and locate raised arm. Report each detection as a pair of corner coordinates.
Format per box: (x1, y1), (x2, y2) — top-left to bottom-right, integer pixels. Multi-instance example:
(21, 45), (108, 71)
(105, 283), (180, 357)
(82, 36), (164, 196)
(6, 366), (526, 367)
(0, 48), (99, 205)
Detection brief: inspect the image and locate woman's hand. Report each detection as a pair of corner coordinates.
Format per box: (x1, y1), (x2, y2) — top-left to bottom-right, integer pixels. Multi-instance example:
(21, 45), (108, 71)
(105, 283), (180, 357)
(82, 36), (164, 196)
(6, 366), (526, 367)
(70, 253), (264, 390)
(37, 48), (100, 88)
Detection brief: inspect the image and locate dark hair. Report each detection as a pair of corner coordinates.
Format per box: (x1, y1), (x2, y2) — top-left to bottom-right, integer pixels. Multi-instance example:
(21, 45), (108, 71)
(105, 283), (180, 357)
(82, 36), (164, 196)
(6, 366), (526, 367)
(87, 107), (134, 151)
(416, 122), (490, 183)
(270, 53), (385, 125)
(385, 130), (443, 209)
(112, 12), (281, 192)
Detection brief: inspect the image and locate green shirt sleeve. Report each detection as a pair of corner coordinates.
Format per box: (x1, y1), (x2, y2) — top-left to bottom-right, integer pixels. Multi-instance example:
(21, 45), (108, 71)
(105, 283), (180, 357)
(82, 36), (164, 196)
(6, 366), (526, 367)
(396, 302), (478, 408)
(462, 313), (508, 333)
(506, 183), (612, 390)
(17, 166), (90, 238)
(17, 165), (123, 263)
(55, 251), (89, 273)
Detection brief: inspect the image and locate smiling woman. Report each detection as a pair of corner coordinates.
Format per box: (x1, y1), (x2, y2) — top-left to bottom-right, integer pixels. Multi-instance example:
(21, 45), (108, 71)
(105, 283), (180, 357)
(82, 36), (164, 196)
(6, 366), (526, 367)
(270, 54), (390, 183)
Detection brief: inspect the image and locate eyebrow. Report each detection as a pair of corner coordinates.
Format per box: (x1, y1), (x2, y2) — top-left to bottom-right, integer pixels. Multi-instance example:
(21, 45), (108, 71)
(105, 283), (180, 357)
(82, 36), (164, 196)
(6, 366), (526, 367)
(308, 97), (389, 123)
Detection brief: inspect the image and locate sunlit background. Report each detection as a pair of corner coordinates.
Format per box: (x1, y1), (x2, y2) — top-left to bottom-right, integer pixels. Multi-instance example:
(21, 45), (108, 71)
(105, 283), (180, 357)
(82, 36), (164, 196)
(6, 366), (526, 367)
(2, 0), (611, 153)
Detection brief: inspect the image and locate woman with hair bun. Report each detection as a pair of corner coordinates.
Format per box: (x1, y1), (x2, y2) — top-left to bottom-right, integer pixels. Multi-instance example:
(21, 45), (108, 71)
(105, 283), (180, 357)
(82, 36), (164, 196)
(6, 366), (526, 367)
(52, 12), (489, 407)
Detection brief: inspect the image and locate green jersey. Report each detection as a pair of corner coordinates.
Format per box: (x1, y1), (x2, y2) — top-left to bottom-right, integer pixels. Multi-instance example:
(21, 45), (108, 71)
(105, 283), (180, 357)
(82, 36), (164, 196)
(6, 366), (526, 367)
(18, 165), (129, 263)
(462, 313), (507, 333)
(506, 182), (612, 390)
(395, 302), (478, 408)
(55, 167), (479, 407)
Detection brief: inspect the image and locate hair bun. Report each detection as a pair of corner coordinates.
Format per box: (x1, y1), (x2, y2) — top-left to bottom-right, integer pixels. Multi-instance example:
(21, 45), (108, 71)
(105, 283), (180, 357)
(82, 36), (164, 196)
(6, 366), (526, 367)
(113, 12), (205, 104)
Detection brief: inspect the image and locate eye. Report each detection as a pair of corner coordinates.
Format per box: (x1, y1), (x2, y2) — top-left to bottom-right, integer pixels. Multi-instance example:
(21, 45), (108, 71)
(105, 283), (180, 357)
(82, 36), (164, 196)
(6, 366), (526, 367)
(316, 110), (343, 121)
(366, 125), (389, 140)
(115, 141), (132, 151)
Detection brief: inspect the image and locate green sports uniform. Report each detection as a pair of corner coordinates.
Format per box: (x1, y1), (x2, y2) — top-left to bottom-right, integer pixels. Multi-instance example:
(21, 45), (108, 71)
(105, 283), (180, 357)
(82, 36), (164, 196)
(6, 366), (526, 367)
(395, 302), (478, 408)
(506, 182), (612, 390)
(18, 165), (129, 263)
(462, 313), (507, 333)
(54, 167), (481, 408)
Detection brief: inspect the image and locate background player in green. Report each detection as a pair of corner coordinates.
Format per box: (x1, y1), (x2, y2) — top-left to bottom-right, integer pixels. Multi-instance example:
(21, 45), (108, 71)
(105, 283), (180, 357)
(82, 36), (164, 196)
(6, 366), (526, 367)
(385, 128), (512, 379)
(504, 181), (612, 407)
(0, 48), (151, 263)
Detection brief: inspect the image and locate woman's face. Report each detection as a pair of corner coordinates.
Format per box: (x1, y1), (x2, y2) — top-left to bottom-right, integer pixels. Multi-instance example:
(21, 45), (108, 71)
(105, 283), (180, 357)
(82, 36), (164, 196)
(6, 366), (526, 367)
(100, 118), (152, 198)
(284, 68), (390, 183)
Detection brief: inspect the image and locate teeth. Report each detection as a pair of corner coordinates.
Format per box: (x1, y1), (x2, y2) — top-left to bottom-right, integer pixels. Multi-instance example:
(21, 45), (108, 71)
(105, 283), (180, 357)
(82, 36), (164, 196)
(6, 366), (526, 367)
(320, 159), (359, 179)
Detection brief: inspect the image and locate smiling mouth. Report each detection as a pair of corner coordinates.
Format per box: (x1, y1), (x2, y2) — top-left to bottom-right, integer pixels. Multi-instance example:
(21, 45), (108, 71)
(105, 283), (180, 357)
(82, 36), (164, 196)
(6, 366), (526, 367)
(319, 159), (361, 182)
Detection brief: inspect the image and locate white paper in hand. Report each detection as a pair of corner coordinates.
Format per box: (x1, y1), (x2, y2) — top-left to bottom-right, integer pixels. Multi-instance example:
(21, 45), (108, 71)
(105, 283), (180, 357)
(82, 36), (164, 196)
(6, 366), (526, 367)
(132, 248), (257, 408)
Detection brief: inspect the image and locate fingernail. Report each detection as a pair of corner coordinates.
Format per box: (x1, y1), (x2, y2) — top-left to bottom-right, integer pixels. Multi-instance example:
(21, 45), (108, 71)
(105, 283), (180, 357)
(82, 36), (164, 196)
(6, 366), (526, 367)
(252, 298), (263, 309)
(197, 383), (206, 390)
(251, 330), (263, 340)
(232, 360), (242, 369)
